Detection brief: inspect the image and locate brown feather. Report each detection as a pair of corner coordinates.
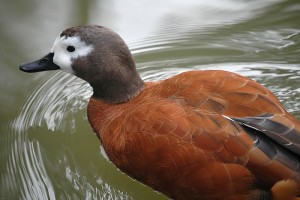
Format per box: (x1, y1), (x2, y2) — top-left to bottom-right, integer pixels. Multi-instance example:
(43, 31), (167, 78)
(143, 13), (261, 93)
(88, 70), (300, 200)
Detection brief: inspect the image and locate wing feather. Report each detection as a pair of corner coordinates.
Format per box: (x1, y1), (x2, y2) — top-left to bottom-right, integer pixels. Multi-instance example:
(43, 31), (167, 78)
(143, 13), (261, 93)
(232, 114), (300, 156)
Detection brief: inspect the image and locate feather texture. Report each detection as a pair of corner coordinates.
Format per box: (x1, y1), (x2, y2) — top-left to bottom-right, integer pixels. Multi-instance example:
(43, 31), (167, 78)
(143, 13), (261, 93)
(88, 70), (300, 200)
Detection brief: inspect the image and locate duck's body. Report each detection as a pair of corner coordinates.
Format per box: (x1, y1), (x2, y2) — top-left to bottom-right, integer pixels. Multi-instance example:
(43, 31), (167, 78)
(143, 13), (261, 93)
(88, 70), (300, 200)
(20, 25), (300, 200)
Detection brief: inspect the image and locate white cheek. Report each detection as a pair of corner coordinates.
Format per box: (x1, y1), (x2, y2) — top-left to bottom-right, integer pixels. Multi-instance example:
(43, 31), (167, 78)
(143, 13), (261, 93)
(50, 36), (94, 74)
(53, 47), (73, 74)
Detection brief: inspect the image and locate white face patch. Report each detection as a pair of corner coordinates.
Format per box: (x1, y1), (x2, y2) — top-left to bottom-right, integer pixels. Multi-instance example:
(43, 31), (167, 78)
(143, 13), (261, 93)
(50, 35), (94, 74)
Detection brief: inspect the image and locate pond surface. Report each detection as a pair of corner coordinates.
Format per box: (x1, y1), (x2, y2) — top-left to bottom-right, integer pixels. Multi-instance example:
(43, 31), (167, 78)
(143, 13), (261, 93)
(1, 0), (300, 199)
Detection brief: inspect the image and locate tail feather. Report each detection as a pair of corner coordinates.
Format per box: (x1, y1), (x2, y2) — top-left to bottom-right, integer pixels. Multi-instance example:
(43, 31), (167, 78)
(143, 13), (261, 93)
(271, 179), (300, 200)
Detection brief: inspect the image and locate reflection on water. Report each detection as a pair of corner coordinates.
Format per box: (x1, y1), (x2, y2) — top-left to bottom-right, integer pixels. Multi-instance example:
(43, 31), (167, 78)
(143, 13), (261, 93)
(4, 72), (133, 199)
(14, 73), (90, 132)
(1, 0), (300, 199)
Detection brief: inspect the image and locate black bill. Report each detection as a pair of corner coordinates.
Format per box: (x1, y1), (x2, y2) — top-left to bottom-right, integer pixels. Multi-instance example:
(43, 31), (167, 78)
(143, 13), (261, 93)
(19, 53), (60, 73)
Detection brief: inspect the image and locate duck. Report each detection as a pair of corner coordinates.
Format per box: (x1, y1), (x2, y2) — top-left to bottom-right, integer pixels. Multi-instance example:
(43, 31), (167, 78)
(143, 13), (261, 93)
(19, 25), (300, 200)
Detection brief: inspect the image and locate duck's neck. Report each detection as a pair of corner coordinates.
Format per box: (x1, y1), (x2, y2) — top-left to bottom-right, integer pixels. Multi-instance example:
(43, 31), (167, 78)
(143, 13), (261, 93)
(90, 72), (145, 104)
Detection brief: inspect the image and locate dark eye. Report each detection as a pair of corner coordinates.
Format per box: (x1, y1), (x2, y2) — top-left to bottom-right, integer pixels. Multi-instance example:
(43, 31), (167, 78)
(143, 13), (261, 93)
(67, 46), (75, 52)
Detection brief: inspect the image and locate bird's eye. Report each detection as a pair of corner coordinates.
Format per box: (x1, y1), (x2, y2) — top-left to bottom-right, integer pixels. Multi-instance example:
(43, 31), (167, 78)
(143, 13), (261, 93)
(67, 46), (75, 52)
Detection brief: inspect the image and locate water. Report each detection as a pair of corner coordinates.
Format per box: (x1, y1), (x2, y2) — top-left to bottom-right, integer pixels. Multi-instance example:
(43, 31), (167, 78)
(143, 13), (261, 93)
(1, 0), (300, 199)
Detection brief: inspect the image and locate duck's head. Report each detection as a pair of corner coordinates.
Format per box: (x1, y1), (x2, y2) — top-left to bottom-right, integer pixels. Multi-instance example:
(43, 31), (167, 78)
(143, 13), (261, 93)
(20, 25), (144, 103)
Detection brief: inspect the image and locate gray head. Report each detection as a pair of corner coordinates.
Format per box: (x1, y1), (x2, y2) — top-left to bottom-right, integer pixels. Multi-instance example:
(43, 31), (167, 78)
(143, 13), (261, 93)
(20, 25), (144, 103)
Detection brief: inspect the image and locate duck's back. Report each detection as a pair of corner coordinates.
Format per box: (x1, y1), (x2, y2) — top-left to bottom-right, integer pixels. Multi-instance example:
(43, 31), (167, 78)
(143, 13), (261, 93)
(88, 70), (300, 200)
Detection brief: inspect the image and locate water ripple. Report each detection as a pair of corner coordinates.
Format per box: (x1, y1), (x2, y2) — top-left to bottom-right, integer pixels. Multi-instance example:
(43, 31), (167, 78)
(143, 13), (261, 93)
(3, 71), (134, 199)
(2, 123), (55, 200)
(15, 72), (91, 132)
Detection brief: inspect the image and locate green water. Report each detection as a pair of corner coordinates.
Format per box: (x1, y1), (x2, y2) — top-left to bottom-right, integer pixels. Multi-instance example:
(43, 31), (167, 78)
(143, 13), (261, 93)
(1, 0), (300, 199)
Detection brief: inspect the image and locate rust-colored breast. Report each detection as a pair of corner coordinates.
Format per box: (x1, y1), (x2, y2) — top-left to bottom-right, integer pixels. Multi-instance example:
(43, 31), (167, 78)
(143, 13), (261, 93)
(88, 70), (300, 200)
